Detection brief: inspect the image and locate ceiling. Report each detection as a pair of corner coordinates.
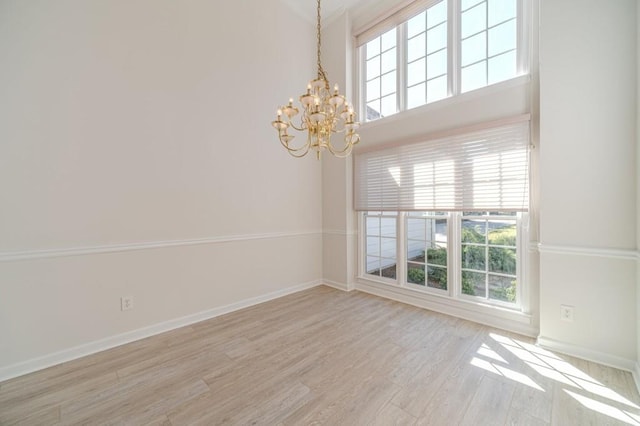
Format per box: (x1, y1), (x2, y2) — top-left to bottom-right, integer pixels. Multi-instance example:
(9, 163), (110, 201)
(280, 0), (402, 29)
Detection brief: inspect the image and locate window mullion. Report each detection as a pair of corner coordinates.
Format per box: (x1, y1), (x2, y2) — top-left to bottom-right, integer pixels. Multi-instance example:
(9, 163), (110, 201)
(450, 211), (459, 298)
(398, 212), (407, 286)
(449, 0), (460, 96)
(398, 23), (407, 113)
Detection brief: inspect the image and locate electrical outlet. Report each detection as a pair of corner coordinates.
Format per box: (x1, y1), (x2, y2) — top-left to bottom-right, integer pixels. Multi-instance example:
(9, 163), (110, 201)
(560, 305), (574, 322)
(121, 296), (134, 311)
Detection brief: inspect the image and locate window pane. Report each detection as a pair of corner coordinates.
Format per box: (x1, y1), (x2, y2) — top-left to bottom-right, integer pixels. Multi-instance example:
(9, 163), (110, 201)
(381, 263), (397, 279)
(461, 31), (486, 67)
(367, 236), (380, 256)
(408, 33), (426, 63)
(488, 0), (516, 27)
(426, 23), (447, 54)
(381, 48), (397, 74)
(407, 263), (425, 285)
(408, 239), (425, 261)
(366, 100), (381, 120)
(427, 1), (447, 28)
(462, 245), (485, 270)
(408, 58), (426, 86)
(408, 11), (426, 38)
(426, 49), (447, 79)
(407, 218), (426, 241)
(366, 216), (380, 235)
(366, 78), (380, 102)
(381, 71), (396, 96)
(462, 220), (486, 242)
(381, 28), (397, 51)
(489, 275), (516, 303)
(488, 19), (516, 57)
(462, 0), (484, 11)
(366, 37), (380, 59)
(461, 60), (487, 92)
(407, 83), (426, 109)
(488, 221), (516, 245)
(434, 218), (448, 242)
(488, 50), (517, 85)
(461, 2), (487, 39)
(381, 237), (397, 258)
(427, 246), (447, 266)
(426, 75), (447, 103)
(462, 271), (486, 297)
(380, 94), (397, 117)
(366, 256), (380, 274)
(427, 265), (447, 290)
(381, 217), (396, 237)
(366, 56), (380, 80)
(489, 247), (516, 274)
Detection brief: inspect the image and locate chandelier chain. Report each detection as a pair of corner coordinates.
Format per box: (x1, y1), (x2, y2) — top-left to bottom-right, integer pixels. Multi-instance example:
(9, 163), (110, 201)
(316, 0), (327, 82)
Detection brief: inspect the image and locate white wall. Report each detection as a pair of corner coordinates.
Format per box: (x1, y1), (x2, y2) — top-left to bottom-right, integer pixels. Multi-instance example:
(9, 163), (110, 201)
(0, 0), (322, 379)
(538, 0), (637, 367)
(637, 1), (640, 380)
(322, 13), (358, 290)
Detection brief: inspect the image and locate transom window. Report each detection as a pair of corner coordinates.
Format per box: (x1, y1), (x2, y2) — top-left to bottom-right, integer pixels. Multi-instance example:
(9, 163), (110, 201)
(358, 0), (526, 121)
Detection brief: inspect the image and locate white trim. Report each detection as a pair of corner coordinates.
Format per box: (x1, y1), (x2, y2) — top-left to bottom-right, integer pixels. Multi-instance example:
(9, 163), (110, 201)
(537, 336), (637, 373)
(537, 243), (638, 261)
(0, 230), (323, 263)
(323, 279), (355, 292)
(0, 279), (324, 382)
(322, 229), (357, 236)
(356, 278), (537, 337)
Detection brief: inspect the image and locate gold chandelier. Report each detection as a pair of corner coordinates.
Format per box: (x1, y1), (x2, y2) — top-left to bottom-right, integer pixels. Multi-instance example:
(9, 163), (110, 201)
(272, 0), (360, 159)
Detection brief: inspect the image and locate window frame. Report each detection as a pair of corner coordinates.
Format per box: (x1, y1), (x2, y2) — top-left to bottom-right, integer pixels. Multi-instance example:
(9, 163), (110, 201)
(357, 0), (529, 122)
(358, 210), (528, 311)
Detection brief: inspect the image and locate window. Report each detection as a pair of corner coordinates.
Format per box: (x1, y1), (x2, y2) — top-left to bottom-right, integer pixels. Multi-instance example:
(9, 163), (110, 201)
(356, 118), (530, 309)
(365, 211), (398, 280)
(460, 211), (518, 303)
(358, 0), (526, 121)
(361, 210), (524, 307)
(406, 212), (448, 290)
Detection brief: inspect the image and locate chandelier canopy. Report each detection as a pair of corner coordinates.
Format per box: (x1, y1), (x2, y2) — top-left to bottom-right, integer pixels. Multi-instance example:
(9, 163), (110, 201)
(272, 0), (360, 159)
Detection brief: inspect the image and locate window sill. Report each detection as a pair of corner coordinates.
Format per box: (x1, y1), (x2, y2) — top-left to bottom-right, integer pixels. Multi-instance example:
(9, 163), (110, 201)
(355, 275), (537, 337)
(358, 74), (531, 132)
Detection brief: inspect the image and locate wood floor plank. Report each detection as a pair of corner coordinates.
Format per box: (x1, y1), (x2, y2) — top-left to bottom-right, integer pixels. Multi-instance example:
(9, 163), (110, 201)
(2, 286), (640, 425)
(459, 375), (516, 426)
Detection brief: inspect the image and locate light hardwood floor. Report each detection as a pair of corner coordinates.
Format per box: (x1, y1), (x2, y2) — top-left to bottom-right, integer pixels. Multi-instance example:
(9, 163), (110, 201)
(2, 286), (640, 425)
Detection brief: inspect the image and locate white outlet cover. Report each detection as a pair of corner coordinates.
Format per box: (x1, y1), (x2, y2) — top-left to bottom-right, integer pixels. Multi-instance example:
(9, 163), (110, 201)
(121, 296), (134, 311)
(560, 304), (574, 322)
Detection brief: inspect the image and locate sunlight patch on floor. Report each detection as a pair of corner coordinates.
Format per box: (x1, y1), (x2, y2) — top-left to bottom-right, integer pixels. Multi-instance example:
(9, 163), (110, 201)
(565, 389), (640, 426)
(466, 332), (640, 424)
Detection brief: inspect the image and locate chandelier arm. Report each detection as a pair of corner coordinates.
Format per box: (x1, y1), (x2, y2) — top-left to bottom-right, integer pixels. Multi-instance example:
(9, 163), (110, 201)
(289, 121), (307, 132)
(287, 143), (312, 158)
(279, 133), (311, 152)
(326, 140), (353, 158)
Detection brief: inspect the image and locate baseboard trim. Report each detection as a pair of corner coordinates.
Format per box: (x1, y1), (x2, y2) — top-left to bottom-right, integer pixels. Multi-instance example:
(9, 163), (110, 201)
(355, 280), (538, 337)
(0, 279), (323, 382)
(634, 362), (640, 396)
(0, 230), (323, 263)
(322, 279), (355, 292)
(537, 336), (637, 373)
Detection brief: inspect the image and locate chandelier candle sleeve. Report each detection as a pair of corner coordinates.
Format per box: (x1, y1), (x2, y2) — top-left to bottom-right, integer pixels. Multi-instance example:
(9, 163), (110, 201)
(271, 0), (360, 159)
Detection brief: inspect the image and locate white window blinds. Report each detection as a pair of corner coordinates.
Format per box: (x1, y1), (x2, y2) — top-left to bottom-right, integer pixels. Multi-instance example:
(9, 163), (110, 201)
(354, 118), (530, 212)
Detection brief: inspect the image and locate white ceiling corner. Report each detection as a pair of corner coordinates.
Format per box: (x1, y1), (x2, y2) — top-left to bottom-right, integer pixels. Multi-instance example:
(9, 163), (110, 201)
(279, 0), (402, 27)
